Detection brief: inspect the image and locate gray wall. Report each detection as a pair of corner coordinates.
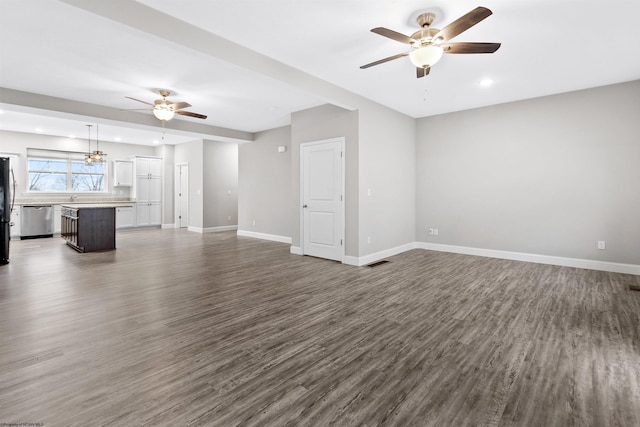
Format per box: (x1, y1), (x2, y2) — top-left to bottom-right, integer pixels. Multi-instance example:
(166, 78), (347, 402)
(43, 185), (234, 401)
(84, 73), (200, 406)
(241, 102), (415, 260)
(203, 139), (238, 228)
(291, 104), (359, 256)
(416, 80), (640, 265)
(238, 126), (292, 238)
(175, 139), (238, 230)
(358, 103), (416, 256)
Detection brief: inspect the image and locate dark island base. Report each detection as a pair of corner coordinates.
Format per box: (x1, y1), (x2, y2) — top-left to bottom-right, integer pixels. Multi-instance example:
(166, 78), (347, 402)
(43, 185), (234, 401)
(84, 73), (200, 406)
(61, 206), (116, 253)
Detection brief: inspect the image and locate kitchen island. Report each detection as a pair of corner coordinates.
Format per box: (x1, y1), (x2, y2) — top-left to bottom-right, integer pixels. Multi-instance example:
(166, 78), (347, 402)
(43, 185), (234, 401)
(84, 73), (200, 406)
(60, 204), (127, 252)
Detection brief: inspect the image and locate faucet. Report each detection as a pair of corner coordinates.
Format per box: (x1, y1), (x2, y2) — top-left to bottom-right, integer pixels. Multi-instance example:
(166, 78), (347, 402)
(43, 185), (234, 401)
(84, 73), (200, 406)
(70, 194), (78, 202)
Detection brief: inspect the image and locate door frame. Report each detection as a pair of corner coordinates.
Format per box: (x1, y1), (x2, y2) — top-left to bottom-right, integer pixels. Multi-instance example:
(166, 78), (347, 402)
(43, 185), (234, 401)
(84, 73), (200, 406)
(299, 137), (346, 263)
(175, 163), (189, 228)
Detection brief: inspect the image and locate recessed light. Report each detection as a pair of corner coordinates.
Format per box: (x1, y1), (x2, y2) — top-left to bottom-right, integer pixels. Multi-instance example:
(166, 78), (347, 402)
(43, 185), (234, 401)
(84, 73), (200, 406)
(153, 140), (159, 145)
(480, 78), (493, 87)
(68, 134), (76, 139)
(35, 128), (43, 132)
(114, 137), (121, 142)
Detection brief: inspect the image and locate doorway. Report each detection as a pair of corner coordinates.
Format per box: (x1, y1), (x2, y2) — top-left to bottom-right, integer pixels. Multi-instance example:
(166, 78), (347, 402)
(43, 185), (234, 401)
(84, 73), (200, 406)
(300, 137), (345, 262)
(175, 163), (189, 228)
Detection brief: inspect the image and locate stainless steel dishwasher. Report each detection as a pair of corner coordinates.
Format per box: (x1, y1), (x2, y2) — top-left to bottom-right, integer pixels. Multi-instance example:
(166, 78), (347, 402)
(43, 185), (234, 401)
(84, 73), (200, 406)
(21, 205), (53, 239)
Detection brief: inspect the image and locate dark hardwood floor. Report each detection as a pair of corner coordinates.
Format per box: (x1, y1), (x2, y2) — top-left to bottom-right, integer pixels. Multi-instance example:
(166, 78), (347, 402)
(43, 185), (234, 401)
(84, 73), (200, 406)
(1, 229), (639, 426)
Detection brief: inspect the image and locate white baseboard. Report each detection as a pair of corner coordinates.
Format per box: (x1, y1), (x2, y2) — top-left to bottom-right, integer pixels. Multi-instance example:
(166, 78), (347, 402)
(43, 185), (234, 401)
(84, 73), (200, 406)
(235, 235), (639, 275)
(416, 242), (640, 276)
(161, 223), (175, 229)
(188, 225), (238, 234)
(343, 242), (418, 267)
(237, 230), (292, 244)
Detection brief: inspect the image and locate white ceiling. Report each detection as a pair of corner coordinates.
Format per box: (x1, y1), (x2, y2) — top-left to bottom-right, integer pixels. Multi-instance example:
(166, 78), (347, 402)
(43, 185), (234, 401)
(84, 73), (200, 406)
(1, 0), (639, 146)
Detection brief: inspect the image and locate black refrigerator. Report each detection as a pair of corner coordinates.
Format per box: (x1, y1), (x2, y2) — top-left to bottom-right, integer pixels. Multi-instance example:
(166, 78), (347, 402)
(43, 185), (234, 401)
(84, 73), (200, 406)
(1, 157), (12, 264)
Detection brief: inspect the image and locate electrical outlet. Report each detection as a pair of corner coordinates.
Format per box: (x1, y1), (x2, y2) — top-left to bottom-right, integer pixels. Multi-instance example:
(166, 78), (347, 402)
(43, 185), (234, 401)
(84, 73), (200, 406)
(428, 228), (434, 235)
(434, 228), (439, 236)
(252, 220), (256, 227)
(228, 216), (231, 221)
(367, 236), (371, 244)
(597, 241), (605, 250)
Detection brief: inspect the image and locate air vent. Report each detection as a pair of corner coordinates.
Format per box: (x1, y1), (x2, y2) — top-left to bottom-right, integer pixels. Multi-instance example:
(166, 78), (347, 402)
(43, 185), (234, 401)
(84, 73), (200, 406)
(367, 260), (390, 268)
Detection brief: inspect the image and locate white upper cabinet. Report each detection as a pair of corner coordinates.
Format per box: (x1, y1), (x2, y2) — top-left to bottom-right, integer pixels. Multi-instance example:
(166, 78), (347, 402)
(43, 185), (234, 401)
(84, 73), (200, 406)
(113, 160), (133, 187)
(134, 156), (162, 178)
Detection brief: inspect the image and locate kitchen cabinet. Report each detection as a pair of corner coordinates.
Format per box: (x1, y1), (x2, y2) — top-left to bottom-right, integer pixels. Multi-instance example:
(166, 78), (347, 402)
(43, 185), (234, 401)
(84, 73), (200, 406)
(135, 202), (161, 226)
(131, 156), (162, 227)
(113, 160), (133, 187)
(116, 206), (135, 229)
(135, 175), (162, 202)
(134, 157), (162, 178)
(61, 205), (116, 252)
(53, 205), (61, 234)
(10, 208), (20, 239)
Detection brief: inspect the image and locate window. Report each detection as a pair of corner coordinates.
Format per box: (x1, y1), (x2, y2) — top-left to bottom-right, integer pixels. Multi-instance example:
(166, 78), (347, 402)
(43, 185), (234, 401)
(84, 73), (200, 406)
(27, 150), (106, 193)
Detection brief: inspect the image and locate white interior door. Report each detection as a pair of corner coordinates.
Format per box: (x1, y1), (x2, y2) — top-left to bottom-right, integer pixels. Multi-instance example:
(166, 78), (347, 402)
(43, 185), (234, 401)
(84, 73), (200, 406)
(301, 138), (344, 262)
(176, 164), (189, 228)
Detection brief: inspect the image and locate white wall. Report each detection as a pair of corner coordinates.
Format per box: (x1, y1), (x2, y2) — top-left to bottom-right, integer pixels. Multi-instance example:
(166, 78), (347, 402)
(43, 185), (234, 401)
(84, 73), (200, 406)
(174, 140), (204, 229)
(416, 80), (640, 265)
(238, 126), (292, 239)
(0, 130), (155, 199)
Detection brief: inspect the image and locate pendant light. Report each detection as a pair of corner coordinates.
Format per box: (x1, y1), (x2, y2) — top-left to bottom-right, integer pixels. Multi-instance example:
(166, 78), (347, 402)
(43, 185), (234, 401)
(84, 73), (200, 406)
(91, 123), (106, 163)
(84, 124), (95, 166)
(84, 124), (107, 166)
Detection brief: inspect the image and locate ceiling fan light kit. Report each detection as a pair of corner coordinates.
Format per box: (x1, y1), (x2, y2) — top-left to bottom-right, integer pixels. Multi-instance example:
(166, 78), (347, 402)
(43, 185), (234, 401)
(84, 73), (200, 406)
(153, 104), (175, 121)
(126, 89), (207, 123)
(409, 45), (444, 68)
(361, 6), (501, 78)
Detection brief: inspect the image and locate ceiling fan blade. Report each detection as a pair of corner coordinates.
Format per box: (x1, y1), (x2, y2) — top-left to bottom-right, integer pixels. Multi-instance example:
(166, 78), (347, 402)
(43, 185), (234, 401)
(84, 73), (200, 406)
(433, 6), (493, 42)
(170, 101), (192, 110)
(416, 66), (430, 78)
(371, 27), (414, 45)
(443, 42), (501, 54)
(360, 52), (409, 69)
(176, 110), (207, 119)
(125, 96), (154, 106)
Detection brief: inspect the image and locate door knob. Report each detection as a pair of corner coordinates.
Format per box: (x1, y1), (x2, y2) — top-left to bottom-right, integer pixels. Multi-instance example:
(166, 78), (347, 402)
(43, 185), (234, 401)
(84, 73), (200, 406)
(302, 204), (308, 208)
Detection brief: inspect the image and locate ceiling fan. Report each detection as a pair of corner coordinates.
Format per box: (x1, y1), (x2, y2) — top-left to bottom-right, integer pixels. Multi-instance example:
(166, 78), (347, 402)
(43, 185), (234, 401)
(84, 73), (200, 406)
(361, 6), (501, 78)
(125, 89), (207, 122)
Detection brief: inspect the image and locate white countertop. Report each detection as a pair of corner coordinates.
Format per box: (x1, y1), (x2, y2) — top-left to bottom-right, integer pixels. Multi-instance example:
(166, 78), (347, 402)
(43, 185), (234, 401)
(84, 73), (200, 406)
(60, 203), (134, 209)
(16, 199), (135, 206)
